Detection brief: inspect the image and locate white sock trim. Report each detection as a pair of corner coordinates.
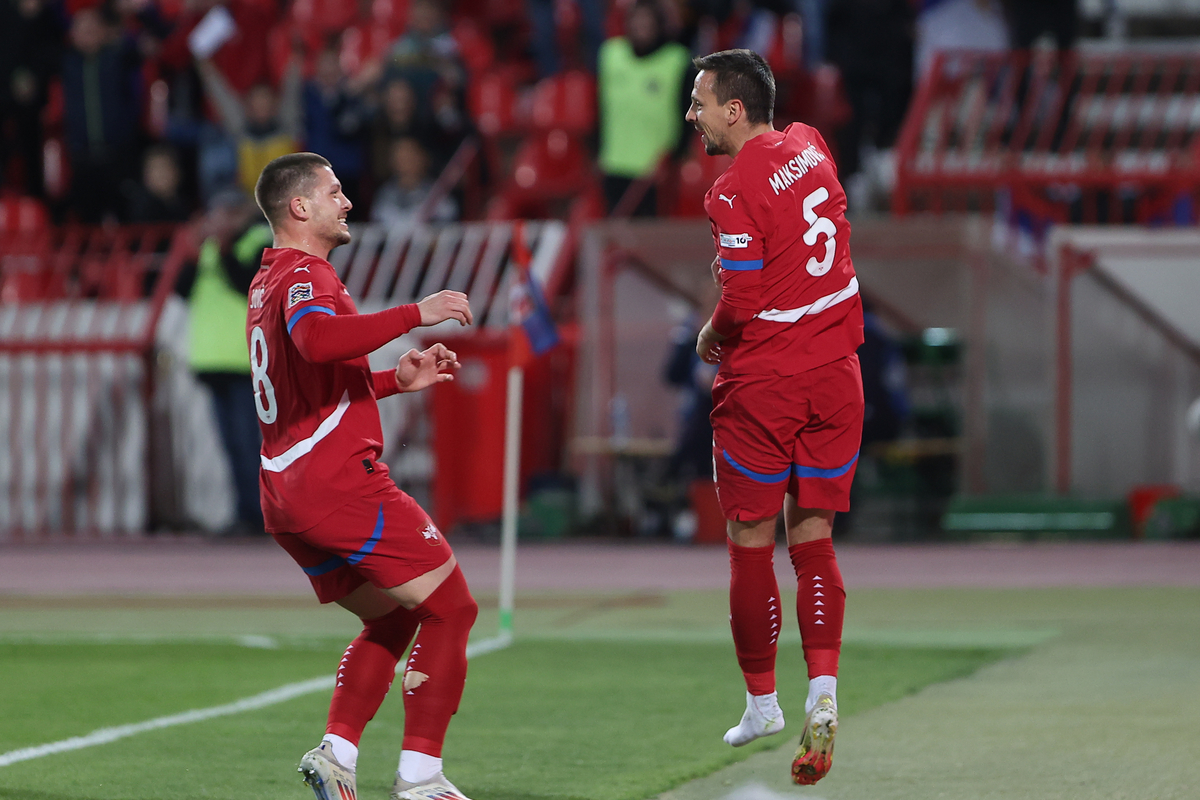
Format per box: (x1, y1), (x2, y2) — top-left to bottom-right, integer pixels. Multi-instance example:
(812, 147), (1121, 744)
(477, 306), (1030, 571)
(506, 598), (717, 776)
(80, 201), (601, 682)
(807, 675), (838, 714)
(321, 734), (358, 771)
(398, 750), (443, 784)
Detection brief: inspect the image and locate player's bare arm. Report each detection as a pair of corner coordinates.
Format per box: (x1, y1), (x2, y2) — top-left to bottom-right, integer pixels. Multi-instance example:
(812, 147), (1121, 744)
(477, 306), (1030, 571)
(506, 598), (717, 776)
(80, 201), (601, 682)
(394, 344), (461, 393)
(418, 290), (473, 327)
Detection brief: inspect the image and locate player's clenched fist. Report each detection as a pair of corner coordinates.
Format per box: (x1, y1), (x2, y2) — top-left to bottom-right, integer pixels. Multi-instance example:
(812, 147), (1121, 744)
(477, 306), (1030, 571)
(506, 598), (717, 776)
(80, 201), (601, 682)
(417, 290), (473, 327)
(395, 343), (461, 393)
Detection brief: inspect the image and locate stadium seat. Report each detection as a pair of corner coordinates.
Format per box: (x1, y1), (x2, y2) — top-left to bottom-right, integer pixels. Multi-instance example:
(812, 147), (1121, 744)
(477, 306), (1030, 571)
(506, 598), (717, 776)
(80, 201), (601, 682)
(529, 70), (596, 135)
(452, 20), (495, 77)
(509, 129), (595, 200)
(339, 24), (392, 77)
(469, 69), (523, 138)
(0, 197), (50, 235)
(667, 137), (731, 217)
(371, 0), (410, 37)
(290, 0), (359, 38)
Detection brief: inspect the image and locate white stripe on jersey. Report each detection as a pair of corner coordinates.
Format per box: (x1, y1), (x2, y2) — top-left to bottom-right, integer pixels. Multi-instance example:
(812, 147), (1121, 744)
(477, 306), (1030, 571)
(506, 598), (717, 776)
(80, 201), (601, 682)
(260, 390), (351, 473)
(755, 276), (859, 324)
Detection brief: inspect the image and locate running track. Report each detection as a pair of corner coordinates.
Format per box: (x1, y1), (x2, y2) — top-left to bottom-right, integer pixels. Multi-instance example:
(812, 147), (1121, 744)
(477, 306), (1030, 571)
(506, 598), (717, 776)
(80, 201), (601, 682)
(1, 539), (1198, 596)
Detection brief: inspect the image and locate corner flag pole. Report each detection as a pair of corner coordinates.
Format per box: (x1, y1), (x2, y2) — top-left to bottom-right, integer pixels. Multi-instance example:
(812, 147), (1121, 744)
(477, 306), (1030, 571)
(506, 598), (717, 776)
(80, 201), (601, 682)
(498, 360), (522, 640)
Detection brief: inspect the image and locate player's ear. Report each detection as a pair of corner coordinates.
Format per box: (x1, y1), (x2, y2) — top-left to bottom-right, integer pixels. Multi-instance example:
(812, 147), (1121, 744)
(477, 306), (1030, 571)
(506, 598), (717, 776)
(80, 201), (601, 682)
(726, 98), (743, 127)
(289, 195), (309, 221)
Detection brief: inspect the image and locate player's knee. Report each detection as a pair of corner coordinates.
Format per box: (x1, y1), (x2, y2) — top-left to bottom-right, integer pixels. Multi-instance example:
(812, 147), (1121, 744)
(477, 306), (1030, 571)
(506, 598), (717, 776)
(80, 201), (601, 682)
(416, 566), (477, 629)
(362, 604), (418, 652)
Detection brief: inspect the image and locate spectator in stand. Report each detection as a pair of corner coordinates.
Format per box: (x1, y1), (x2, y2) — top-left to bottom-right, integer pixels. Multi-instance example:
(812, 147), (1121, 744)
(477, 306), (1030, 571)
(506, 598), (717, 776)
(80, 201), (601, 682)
(915, 0), (1007, 78)
(826, 0), (915, 209)
(371, 137), (457, 228)
(367, 75), (464, 189)
(0, 0), (65, 199)
(597, 0), (692, 216)
(123, 144), (192, 223)
(196, 50), (302, 197)
(62, 6), (145, 223)
(159, 0), (274, 95)
(176, 189), (272, 534)
(369, 77), (436, 183)
(304, 45), (371, 215)
(528, 0), (606, 76)
(382, 0), (465, 108)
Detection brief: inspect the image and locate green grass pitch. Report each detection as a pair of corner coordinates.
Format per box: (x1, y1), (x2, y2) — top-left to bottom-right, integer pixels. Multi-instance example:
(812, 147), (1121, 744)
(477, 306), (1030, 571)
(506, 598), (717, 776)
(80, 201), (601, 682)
(2, 585), (1199, 799)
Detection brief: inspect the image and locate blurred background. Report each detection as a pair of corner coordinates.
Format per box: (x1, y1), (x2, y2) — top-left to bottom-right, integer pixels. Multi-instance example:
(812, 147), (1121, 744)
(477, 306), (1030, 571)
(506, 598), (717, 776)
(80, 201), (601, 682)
(3, 0), (1200, 545)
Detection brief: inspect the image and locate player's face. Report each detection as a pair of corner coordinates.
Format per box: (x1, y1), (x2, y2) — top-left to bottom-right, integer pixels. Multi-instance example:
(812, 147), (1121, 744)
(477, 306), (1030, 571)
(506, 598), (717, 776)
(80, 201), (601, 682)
(307, 166), (353, 247)
(686, 71), (728, 157)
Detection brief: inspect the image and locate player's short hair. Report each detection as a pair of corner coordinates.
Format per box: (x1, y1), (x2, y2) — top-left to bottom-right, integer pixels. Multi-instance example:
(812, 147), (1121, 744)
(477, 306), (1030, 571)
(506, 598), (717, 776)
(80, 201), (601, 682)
(254, 152), (332, 227)
(692, 49), (775, 126)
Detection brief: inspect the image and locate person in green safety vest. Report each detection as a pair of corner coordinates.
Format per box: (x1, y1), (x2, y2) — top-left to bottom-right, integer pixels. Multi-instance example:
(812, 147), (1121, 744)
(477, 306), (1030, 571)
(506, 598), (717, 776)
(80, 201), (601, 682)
(177, 190), (274, 533)
(598, 0), (694, 216)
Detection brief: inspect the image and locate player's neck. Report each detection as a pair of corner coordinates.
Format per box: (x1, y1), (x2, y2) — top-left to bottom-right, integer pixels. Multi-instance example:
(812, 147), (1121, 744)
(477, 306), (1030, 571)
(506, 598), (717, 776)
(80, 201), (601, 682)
(272, 229), (333, 261)
(728, 123), (776, 158)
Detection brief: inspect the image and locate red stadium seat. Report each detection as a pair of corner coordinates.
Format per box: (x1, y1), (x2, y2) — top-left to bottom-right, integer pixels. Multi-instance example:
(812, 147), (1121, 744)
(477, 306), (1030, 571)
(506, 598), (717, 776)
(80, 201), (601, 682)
(509, 129), (594, 200)
(339, 24), (392, 77)
(290, 0), (358, 37)
(0, 197), (49, 234)
(372, 0), (410, 36)
(469, 69), (523, 138)
(529, 70), (596, 135)
(452, 20), (495, 77)
(668, 137), (731, 217)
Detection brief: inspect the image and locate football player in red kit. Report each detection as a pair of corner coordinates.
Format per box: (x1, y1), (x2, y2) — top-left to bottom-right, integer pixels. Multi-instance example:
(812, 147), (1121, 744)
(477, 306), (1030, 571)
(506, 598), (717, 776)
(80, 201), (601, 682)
(686, 50), (864, 785)
(248, 152), (478, 800)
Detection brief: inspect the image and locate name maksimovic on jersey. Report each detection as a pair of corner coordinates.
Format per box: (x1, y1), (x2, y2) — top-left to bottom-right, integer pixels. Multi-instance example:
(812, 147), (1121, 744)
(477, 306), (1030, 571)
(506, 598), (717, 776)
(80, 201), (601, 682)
(768, 144), (827, 196)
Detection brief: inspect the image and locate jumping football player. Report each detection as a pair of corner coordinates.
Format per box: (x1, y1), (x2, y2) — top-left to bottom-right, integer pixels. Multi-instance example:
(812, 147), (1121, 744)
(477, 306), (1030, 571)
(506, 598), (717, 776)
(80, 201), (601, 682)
(686, 50), (865, 785)
(248, 152), (478, 800)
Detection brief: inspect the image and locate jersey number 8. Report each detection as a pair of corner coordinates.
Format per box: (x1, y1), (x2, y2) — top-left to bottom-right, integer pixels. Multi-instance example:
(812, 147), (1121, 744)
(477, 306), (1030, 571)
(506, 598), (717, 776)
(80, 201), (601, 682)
(250, 326), (278, 424)
(802, 186), (836, 277)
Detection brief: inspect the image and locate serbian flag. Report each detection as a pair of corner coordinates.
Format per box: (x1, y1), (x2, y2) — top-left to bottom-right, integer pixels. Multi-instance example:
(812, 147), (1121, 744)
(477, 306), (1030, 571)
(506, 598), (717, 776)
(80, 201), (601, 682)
(508, 222), (560, 366)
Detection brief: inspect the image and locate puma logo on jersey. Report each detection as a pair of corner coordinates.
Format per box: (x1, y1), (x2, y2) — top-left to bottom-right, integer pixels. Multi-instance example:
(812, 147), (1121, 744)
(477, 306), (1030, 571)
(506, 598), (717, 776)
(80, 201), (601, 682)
(718, 194), (737, 208)
(294, 266), (310, 273)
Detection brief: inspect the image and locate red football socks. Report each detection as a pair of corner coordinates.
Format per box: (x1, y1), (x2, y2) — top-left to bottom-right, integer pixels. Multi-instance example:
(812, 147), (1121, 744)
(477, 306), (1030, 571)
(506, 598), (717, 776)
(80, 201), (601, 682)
(326, 604), (419, 744)
(400, 565), (479, 757)
(727, 539), (781, 696)
(788, 538), (845, 679)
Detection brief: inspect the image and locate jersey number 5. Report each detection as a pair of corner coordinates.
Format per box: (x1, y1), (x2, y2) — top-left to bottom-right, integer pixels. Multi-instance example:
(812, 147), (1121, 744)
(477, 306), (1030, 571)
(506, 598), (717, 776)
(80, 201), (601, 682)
(250, 326), (278, 424)
(802, 186), (837, 277)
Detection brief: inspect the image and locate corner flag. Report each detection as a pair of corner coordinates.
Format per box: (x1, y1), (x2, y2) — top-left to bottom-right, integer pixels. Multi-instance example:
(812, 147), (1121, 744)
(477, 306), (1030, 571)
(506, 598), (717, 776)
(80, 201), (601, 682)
(509, 223), (560, 362)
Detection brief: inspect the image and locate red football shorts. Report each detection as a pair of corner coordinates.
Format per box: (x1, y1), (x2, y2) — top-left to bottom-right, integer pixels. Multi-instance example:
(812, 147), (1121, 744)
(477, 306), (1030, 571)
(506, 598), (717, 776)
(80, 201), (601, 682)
(272, 484), (454, 604)
(711, 353), (864, 521)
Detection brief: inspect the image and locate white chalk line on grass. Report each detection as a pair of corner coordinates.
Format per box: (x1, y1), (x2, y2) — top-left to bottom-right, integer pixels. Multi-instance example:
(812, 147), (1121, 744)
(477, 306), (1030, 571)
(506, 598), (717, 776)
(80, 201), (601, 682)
(0, 632), (513, 769)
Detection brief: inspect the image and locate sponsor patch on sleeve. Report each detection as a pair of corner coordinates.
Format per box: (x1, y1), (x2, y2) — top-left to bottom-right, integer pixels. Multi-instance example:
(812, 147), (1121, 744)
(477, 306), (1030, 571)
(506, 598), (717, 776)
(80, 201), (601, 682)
(287, 282), (314, 308)
(719, 232), (752, 249)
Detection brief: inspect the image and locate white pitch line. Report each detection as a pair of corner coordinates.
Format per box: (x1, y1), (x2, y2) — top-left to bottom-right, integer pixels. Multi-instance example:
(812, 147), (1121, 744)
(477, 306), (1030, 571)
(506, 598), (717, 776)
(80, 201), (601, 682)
(0, 633), (513, 769)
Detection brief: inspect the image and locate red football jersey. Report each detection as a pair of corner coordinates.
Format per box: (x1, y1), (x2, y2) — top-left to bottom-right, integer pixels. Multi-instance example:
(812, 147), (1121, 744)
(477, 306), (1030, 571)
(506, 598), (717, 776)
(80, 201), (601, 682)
(246, 247), (396, 533)
(706, 122), (864, 376)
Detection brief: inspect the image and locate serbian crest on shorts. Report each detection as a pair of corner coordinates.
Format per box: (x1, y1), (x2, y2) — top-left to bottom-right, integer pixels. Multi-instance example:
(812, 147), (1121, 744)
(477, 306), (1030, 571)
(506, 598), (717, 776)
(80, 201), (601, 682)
(287, 282), (314, 308)
(420, 521), (442, 545)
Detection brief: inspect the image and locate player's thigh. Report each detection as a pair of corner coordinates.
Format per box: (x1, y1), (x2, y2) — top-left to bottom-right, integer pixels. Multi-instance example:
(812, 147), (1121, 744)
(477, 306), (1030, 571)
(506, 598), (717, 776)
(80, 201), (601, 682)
(789, 354), (864, 513)
(293, 487), (454, 602)
(711, 373), (801, 523)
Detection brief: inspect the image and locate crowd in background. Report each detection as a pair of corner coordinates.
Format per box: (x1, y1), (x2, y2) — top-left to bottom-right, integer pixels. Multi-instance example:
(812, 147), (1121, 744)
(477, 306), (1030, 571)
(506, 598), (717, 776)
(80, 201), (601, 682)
(0, 0), (1087, 226)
